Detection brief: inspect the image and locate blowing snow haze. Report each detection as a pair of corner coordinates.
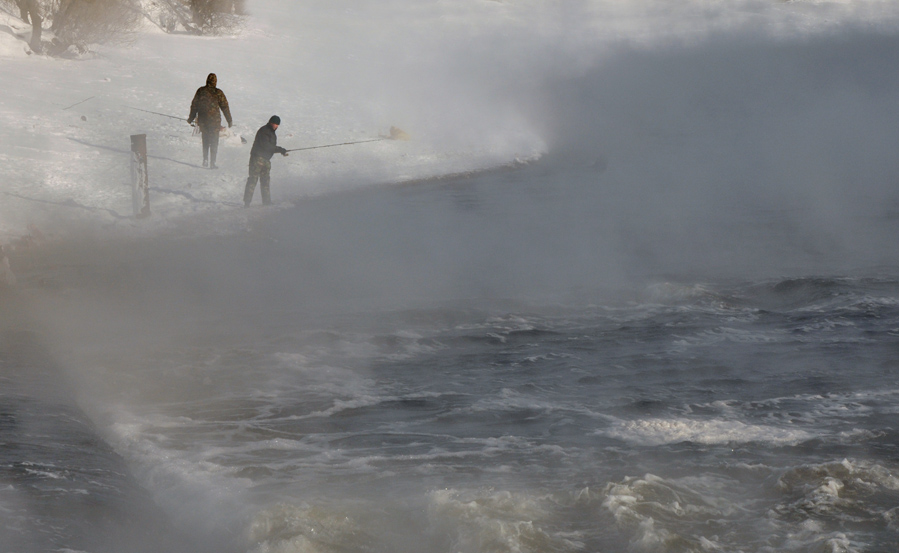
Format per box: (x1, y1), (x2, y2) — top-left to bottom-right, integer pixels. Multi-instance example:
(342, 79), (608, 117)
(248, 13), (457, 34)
(3, 2), (899, 553)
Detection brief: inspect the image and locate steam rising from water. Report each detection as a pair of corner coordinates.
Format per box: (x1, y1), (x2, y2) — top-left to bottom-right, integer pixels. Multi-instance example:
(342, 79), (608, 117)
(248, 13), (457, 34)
(27, 0), (899, 405)
(8, 2), (899, 553)
(225, 0), (899, 293)
(244, 0), (899, 166)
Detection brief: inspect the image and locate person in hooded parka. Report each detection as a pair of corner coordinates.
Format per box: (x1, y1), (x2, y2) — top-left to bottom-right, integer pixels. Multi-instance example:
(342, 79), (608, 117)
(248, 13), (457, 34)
(188, 73), (233, 169)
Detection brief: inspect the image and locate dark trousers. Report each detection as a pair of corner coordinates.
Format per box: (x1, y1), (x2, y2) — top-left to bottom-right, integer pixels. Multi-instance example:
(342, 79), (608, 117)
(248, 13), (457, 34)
(244, 156), (272, 206)
(201, 129), (219, 167)
(16, 0), (41, 52)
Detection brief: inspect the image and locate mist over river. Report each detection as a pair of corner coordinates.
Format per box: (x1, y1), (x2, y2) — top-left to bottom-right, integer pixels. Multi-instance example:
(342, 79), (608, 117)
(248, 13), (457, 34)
(3, 3), (899, 552)
(6, 147), (899, 552)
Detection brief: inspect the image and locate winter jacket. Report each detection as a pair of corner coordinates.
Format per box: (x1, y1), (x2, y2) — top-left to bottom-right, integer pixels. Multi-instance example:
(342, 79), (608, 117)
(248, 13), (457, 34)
(250, 123), (287, 161)
(188, 73), (232, 132)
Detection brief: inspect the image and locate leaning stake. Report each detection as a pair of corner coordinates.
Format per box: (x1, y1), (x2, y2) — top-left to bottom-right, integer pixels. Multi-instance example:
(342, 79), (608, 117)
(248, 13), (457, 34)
(130, 134), (151, 219)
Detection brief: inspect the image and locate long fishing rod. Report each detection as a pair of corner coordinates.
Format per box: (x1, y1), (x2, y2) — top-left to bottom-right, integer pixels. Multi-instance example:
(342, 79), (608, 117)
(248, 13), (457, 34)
(284, 126), (410, 152)
(126, 106), (187, 121)
(284, 137), (387, 153)
(62, 96), (95, 111)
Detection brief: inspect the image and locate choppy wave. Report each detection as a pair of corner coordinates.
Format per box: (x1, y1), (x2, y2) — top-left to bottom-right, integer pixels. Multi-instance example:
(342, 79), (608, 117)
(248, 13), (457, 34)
(11, 190), (899, 553)
(600, 417), (814, 446)
(598, 458), (898, 552)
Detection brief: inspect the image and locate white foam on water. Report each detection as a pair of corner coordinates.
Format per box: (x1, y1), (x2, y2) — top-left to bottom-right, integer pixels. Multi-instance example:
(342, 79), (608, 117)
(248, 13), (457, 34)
(246, 502), (374, 553)
(428, 487), (580, 553)
(599, 469), (888, 553)
(781, 525), (861, 553)
(601, 417), (814, 446)
(602, 472), (755, 552)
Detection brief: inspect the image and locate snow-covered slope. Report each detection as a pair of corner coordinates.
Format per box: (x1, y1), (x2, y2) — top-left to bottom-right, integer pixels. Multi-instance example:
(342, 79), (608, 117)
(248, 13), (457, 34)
(1, 0), (897, 244)
(0, 1), (547, 243)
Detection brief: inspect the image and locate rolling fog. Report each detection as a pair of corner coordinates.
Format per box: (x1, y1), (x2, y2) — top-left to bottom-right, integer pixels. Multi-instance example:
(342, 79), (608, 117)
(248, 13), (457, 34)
(12, 0), (899, 342)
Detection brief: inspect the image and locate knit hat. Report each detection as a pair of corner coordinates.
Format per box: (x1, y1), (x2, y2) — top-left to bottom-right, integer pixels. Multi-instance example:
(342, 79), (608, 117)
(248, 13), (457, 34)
(269, 115), (281, 125)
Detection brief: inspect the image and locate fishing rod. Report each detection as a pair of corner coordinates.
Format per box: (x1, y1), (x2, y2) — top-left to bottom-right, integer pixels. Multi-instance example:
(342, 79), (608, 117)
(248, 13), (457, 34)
(284, 137), (387, 153)
(62, 96), (95, 111)
(284, 126), (410, 153)
(126, 106), (187, 122)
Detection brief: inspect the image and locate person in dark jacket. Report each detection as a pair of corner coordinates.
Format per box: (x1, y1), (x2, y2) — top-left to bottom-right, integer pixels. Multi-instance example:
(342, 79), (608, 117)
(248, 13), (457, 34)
(243, 116), (288, 206)
(187, 73), (232, 169)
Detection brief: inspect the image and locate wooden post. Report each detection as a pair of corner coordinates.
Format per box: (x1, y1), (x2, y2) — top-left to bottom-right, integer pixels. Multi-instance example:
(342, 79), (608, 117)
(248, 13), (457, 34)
(130, 134), (151, 218)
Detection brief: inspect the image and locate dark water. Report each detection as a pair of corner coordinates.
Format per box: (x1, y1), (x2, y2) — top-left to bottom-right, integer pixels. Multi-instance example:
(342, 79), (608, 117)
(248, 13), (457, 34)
(4, 157), (899, 553)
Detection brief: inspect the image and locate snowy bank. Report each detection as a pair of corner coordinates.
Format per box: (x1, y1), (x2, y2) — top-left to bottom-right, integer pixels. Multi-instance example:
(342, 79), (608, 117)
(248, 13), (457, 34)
(0, 1), (548, 245)
(1, 0), (898, 247)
